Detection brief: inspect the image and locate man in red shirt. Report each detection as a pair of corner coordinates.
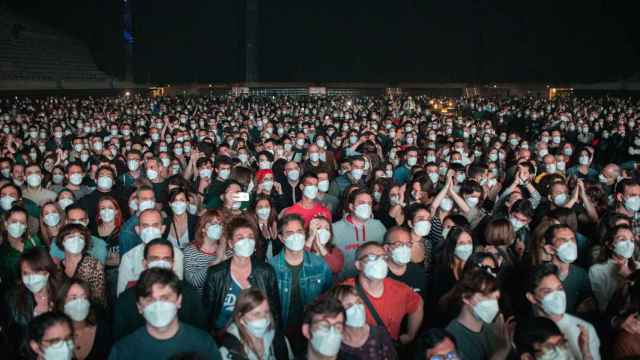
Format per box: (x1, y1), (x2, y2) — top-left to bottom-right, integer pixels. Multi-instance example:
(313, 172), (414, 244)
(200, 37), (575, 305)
(342, 241), (423, 344)
(283, 172), (332, 228)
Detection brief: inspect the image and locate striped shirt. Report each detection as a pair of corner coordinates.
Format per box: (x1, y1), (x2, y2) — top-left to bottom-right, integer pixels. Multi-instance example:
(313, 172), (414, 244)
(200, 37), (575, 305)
(183, 243), (232, 294)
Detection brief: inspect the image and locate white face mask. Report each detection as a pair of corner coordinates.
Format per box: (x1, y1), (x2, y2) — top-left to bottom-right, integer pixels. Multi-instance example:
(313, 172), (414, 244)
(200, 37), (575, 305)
(138, 200), (156, 212)
(99, 208), (116, 223)
(143, 300), (178, 328)
(58, 198), (74, 210)
(127, 159), (139, 171)
(284, 233), (306, 252)
(614, 240), (635, 259)
(345, 303), (366, 328)
(553, 193), (568, 207)
(42, 340), (74, 360)
(440, 197), (454, 212)
(147, 260), (172, 270)
(363, 258), (388, 280)
(351, 168), (364, 181)
(317, 228), (331, 245)
(413, 220), (431, 237)
(287, 169), (300, 182)
(170, 201), (188, 215)
(454, 244), (473, 261)
(0, 195), (15, 211)
(391, 245), (412, 265)
(537, 345), (572, 360)
(97, 176), (113, 190)
(27, 174), (42, 188)
(354, 203), (372, 220)
(7, 222), (26, 238)
(465, 196), (480, 208)
(139, 226), (162, 243)
(318, 180), (330, 192)
(64, 298), (91, 322)
(146, 169), (159, 180)
(244, 317), (271, 338)
(233, 238), (256, 257)
(23, 273), (48, 293)
(472, 298), (499, 323)
(540, 290), (566, 316)
(311, 326), (343, 357)
(69, 173), (84, 186)
(556, 242), (577, 263)
(303, 185), (318, 199)
(63, 235), (85, 254)
(43, 213), (61, 227)
(206, 224), (222, 240)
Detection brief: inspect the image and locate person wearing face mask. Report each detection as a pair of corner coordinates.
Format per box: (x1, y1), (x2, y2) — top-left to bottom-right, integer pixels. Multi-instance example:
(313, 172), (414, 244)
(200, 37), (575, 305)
(202, 157), (235, 209)
(311, 170), (338, 216)
(27, 312), (75, 360)
(329, 156), (367, 199)
(143, 157), (169, 202)
(384, 227), (428, 302)
(110, 268), (221, 360)
(405, 204), (433, 266)
(118, 186), (157, 255)
(117, 209), (184, 296)
(120, 150), (143, 189)
(514, 317), (584, 360)
(64, 162), (92, 200)
(113, 239), (206, 340)
(56, 224), (106, 306)
(332, 189), (387, 280)
(0, 206), (44, 283)
(46, 205), (108, 265)
(392, 147), (420, 185)
(39, 201), (65, 247)
(303, 144), (333, 178)
(220, 288), (293, 360)
(255, 169), (287, 213)
(183, 210), (234, 294)
(566, 148), (598, 182)
(342, 242), (423, 345)
(526, 264), (600, 360)
(305, 216), (345, 276)
(541, 224), (595, 315)
(23, 164), (57, 206)
(445, 267), (513, 360)
(589, 224), (640, 313)
(203, 216), (281, 334)
(164, 188), (198, 250)
(2, 247), (64, 358)
(301, 296), (346, 360)
(77, 166), (128, 232)
(612, 179), (640, 236)
(268, 214), (333, 356)
(328, 284), (398, 360)
(282, 173), (332, 227)
(54, 278), (112, 359)
(277, 161), (304, 209)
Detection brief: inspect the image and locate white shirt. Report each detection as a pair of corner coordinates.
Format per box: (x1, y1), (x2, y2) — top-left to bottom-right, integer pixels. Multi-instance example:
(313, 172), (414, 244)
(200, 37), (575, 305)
(588, 259), (639, 312)
(116, 243), (184, 296)
(556, 313), (601, 360)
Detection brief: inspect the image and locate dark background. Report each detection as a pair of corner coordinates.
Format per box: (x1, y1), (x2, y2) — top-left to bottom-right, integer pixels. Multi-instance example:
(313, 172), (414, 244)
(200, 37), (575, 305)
(3, 0), (640, 84)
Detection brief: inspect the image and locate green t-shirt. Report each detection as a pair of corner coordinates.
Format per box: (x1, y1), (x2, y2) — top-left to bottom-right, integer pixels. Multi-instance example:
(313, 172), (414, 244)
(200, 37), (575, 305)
(446, 319), (498, 360)
(0, 235), (42, 285)
(109, 322), (221, 360)
(561, 264), (593, 314)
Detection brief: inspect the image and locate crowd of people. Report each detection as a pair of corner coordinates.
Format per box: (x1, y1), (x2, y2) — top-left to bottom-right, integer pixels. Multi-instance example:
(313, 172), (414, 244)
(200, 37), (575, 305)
(0, 92), (639, 359)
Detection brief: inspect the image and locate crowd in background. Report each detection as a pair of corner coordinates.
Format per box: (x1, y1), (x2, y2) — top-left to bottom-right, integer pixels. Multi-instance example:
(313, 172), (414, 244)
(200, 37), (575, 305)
(0, 93), (640, 359)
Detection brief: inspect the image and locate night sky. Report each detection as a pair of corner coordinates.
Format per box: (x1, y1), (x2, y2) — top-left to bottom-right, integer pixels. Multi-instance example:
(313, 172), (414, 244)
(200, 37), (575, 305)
(4, 0), (640, 84)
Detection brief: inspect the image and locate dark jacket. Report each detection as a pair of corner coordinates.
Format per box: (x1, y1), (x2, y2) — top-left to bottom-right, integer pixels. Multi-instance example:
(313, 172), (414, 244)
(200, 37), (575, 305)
(202, 258), (282, 331)
(221, 325), (289, 360)
(162, 213), (199, 245)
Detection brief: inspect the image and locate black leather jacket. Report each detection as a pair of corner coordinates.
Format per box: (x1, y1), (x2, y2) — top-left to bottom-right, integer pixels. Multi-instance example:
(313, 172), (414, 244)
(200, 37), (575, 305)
(202, 257), (281, 331)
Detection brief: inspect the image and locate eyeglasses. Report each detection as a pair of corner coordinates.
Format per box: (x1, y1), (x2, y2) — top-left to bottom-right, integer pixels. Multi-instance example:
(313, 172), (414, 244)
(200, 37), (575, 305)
(430, 351), (459, 360)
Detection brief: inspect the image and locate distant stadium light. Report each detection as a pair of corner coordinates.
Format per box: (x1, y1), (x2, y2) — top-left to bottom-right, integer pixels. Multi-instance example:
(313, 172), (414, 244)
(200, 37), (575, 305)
(125, 91), (131, 96)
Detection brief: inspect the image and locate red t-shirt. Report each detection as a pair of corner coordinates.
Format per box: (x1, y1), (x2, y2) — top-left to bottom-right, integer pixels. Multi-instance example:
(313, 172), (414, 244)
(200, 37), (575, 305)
(283, 202), (332, 228)
(342, 277), (422, 340)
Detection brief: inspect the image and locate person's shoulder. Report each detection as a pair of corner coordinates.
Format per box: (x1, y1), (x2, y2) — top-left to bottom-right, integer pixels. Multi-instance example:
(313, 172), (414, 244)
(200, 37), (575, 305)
(304, 251), (327, 265)
(179, 322), (214, 340)
(383, 277), (414, 293)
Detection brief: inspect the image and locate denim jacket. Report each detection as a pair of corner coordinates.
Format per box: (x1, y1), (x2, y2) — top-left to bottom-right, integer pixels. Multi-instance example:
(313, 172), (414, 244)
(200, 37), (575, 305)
(268, 251), (333, 325)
